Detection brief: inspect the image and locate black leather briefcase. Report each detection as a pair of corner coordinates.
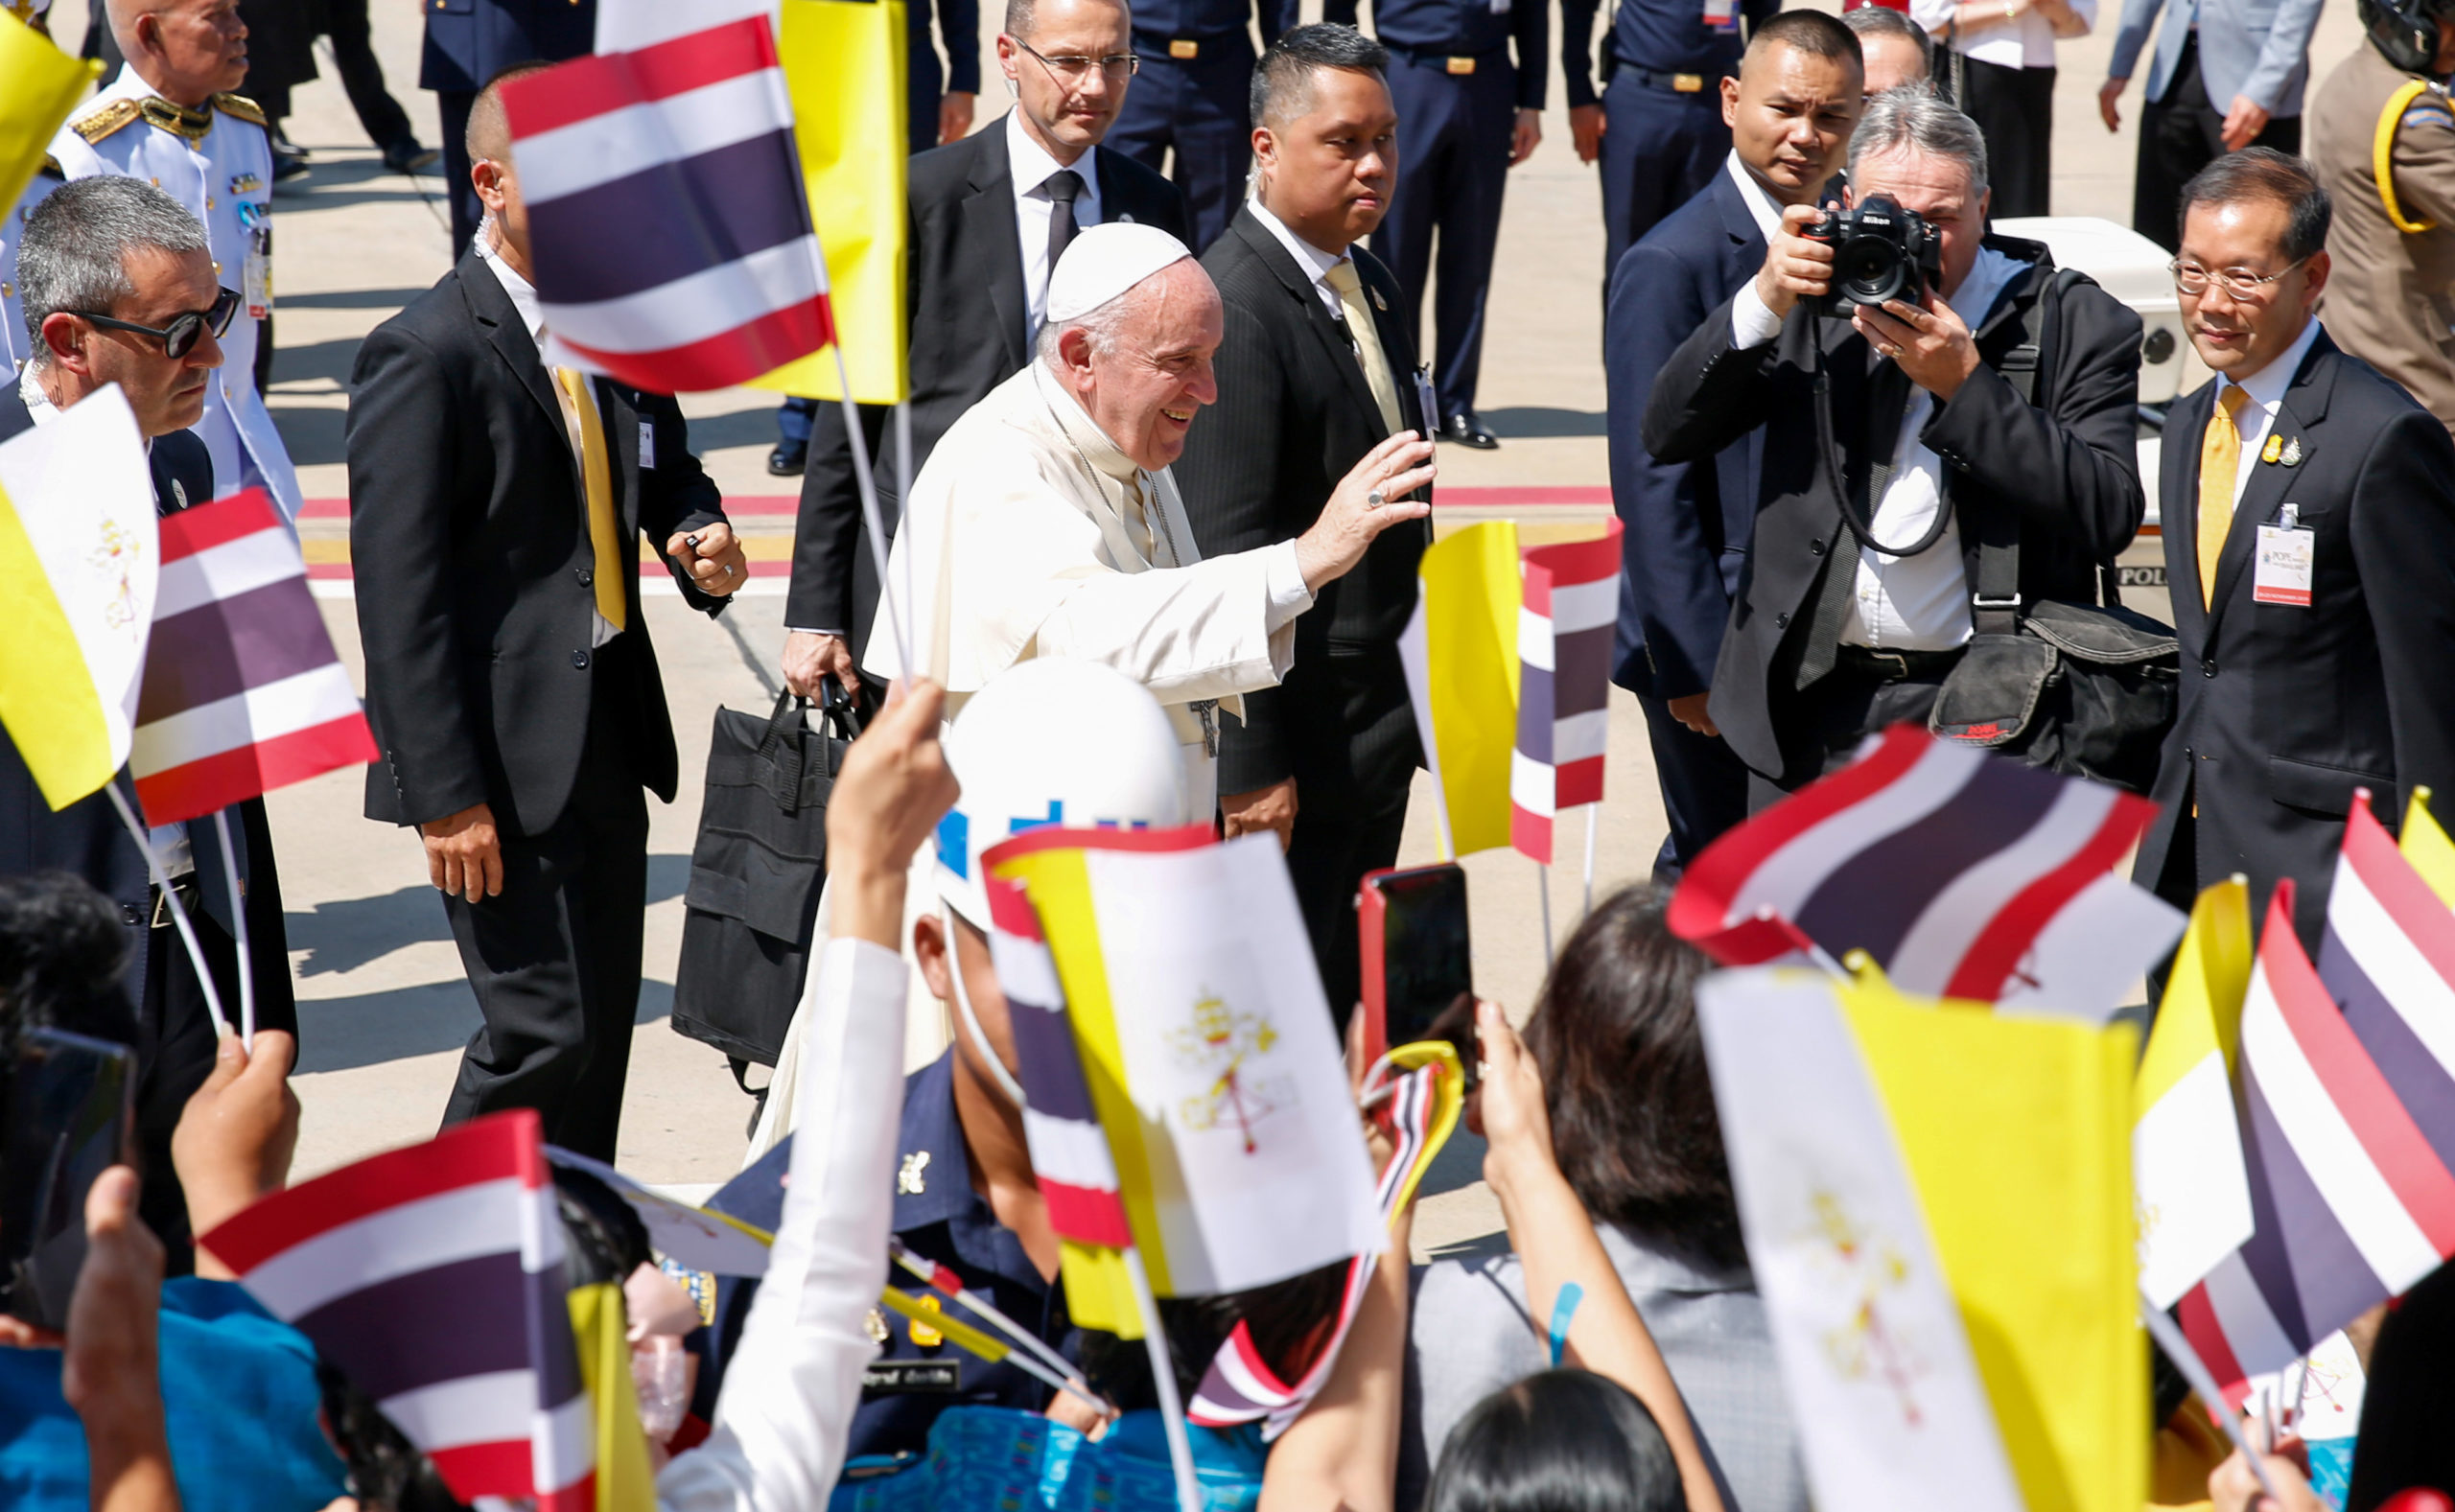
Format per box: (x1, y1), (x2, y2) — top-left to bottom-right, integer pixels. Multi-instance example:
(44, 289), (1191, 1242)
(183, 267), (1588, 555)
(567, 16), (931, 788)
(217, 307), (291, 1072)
(671, 683), (861, 1074)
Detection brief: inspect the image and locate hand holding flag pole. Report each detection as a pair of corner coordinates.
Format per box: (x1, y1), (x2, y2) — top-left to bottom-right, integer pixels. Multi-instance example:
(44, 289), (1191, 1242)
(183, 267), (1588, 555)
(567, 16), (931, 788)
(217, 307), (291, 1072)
(2139, 1298), (2287, 1505)
(211, 810), (254, 1046)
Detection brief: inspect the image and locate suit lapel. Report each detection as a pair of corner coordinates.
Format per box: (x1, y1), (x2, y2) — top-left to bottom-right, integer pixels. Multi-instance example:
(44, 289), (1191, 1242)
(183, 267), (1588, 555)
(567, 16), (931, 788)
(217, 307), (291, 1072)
(462, 258), (573, 457)
(1092, 147), (1151, 227)
(2164, 381), (2215, 647)
(2208, 336), (2336, 638)
(1233, 212), (1390, 436)
(965, 127), (1029, 370)
(1713, 169), (1765, 284)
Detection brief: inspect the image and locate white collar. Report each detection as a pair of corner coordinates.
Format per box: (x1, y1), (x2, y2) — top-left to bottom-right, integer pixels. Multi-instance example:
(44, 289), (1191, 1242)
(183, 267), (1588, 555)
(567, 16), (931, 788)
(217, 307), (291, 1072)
(1248, 198), (1347, 287)
(1031, 359), (1143, 486)
(1006, 109), (1096, 200)
(1723, 151), (1785, 244)
(474, 226), (547, 345)
(2218, 314), (2324, 417)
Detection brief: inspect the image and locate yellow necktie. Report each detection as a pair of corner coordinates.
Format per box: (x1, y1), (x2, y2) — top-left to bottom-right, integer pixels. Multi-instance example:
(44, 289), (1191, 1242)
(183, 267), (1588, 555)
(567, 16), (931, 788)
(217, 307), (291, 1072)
(554, 367), (628, 632)
(1324, 259), (1404, 436)
(2197, 385), (2251, 609)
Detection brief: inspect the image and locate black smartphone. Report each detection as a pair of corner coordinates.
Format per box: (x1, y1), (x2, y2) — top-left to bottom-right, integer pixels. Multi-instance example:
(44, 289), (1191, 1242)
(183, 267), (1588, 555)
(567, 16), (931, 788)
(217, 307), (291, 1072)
(1359, 863), (1476, 1082)
(0, 1029), (137, 1330)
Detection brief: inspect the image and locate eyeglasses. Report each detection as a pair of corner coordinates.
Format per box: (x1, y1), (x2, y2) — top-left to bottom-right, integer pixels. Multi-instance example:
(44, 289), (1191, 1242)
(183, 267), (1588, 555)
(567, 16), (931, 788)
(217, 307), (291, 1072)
(67, 286), (241, 359)
(1016, 39), (1138, 81)
(2169, 256), (2309, 300)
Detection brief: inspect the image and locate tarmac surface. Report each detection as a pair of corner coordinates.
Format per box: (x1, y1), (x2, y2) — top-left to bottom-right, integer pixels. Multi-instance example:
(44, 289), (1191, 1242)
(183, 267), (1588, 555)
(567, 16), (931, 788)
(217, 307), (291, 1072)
(38, 0), (2366, 1251)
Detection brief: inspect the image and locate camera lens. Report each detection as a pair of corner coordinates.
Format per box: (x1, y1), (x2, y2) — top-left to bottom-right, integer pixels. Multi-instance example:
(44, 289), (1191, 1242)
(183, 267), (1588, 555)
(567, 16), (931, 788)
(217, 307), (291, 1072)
(1837, 233), (1908, 307)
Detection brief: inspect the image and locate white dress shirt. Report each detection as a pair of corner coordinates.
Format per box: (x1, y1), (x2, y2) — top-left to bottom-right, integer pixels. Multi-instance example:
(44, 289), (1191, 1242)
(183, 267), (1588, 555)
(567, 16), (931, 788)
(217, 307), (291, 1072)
(1010, 110), (1105, 344)
(1723, 150), (1785, 243)
(1910, 0), (2095, 68)
(2209, 313), (2323, 515)
(474, 230), (621, 648)
(1249, 198), (1347, 316)
(1729, 244), (2024, 650)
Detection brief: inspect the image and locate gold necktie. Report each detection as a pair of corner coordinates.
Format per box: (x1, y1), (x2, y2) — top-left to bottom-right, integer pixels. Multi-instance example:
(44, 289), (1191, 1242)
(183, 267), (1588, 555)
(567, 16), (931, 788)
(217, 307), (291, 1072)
(2196, 385), (2252, 609)
(1324, 259), (1404, 435)
(554, 367), (628, 632)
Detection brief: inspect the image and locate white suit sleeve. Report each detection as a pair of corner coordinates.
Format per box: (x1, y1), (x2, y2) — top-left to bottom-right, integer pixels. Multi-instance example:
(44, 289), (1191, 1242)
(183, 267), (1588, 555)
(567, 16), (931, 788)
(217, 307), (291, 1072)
(655, 938), (908, 1512)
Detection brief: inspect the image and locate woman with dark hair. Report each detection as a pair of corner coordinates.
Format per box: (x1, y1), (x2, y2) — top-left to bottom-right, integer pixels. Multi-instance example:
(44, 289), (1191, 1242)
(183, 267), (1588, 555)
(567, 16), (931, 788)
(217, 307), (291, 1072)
(1424, 1370), (1685, 1512)
(1401, 886), (1808, 1512)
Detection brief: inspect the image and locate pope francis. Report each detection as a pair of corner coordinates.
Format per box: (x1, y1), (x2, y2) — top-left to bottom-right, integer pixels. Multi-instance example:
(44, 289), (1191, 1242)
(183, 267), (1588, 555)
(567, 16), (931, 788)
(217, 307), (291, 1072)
(871, 223), (1437, 810)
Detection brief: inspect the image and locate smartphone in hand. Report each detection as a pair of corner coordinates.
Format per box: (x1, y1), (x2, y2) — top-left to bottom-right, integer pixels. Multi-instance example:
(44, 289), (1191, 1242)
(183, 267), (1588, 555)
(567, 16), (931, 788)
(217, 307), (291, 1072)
(1358, 863), (1477, 1083)
(0, 1028), (137, 1330)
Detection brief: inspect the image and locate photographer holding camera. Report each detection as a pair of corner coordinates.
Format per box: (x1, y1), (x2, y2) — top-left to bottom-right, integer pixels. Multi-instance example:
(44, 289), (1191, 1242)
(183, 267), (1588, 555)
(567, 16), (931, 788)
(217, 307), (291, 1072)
(1641, 90), (2146, 804)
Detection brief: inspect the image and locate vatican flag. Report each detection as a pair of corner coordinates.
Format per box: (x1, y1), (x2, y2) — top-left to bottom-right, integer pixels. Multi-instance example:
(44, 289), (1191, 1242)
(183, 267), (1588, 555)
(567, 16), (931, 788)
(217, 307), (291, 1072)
(0, 10), (93, 211)
(2131, 878), (2255, 1310)
(0, 387), (159, 808)
(1395, 521), (1521, 859)
(1698, 967), (2145, 1512)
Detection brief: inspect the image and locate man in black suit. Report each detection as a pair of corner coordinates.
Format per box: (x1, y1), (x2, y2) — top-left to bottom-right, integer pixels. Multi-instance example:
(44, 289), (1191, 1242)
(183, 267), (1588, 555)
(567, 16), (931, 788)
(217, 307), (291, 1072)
(1644, 90), (2145, 803)
(347, 70), (749, 1161)
(2133, 149), (2455, 947)
(1175, 24), (1431, 1019)
(781, 0), (1192, 701)
(1607, 12), (1860, 878)
(2, 174), (292, 1266)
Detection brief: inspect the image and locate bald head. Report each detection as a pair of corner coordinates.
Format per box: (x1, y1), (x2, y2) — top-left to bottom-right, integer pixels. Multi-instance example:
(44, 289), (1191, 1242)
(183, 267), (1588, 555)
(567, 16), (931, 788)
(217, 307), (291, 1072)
(1042, 258), (1223, 472)
(466, 59), (554, 165)
(466, 61), (556, 278)
(108, 0), (246, 105)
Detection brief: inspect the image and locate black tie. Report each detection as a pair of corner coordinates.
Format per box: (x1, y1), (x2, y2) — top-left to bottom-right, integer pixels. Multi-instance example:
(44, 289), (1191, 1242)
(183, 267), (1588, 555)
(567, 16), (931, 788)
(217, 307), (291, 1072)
(1046, 170), (1084, 276)
(1797, 357), (1914, 689)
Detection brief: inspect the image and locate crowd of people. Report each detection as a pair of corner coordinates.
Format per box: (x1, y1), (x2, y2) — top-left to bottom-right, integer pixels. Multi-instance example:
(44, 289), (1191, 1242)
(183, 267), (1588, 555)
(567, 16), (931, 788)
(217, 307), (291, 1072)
(9, 0), (2455, 1505)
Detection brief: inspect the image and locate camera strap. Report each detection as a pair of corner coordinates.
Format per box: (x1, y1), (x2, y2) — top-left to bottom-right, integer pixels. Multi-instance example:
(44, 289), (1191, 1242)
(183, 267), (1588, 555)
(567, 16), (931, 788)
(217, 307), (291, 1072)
(1969, 264), (2094, 636)
(1814, 336), (1956, 560)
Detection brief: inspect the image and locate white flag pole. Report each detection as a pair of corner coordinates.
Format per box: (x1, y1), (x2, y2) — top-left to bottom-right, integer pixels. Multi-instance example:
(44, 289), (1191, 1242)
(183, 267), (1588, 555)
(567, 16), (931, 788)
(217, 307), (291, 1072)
(827, 344), (913, 678)
(103, 784), (229, 1038)
(210, 809), (255, 1048)
(1581, 804), (1597, 920)
(895, 397), (914, 676)
(2138, 1295), (2286, 1504)
(1537, 862), (1553, 963)
(1123, 1245), (1204, 1512)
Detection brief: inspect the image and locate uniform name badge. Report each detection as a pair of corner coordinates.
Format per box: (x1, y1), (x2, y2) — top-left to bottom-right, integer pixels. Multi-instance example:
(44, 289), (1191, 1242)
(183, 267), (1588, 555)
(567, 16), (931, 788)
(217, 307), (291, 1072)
(2253, 504), (2313, 608)
(1702, 0), (1739, 33)
(1414, 365), (1438, 433)
(242, 216), (271, 319)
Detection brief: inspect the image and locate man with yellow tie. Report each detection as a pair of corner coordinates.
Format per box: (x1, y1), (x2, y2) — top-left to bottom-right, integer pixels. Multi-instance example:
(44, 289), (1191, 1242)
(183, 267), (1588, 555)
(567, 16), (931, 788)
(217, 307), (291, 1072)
(345, 64), (748, 1160)
(2134, 148), (2455, 950)
(1175, 25), (1438, 1020)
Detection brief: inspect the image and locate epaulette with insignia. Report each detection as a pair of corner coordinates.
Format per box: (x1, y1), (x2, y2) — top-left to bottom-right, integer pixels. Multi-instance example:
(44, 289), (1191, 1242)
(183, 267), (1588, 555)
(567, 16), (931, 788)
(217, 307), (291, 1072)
(70, 98), (142, 145)
(212, 93), (269, 128)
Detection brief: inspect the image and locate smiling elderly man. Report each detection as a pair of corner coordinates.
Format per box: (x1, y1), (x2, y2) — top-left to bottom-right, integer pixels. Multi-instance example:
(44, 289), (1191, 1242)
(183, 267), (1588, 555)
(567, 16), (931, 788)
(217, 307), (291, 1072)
(873, 221), (1436, 811)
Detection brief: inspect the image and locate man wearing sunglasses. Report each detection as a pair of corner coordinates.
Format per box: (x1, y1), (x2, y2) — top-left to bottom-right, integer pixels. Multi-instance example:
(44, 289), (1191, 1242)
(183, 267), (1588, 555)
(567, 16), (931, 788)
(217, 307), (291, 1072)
(782, 0), (1191, 709)
(0, 174), (296, 1272)
(2134, 148), (2455, 950)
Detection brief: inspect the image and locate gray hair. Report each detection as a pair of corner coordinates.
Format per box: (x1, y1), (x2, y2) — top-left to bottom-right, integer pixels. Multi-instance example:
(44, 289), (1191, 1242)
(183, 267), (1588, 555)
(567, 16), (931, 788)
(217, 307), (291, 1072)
(1848, 89), (1988, 196)
(18, 176), (209, 366)
(1842, 6), (1932, 78)
(1035, 287), (1138, 365)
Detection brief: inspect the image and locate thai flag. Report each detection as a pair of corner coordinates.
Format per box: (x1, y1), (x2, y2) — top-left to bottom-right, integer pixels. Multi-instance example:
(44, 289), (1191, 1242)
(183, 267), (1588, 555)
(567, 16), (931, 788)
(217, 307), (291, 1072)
(129, 487), (378, 826)
(197, 1111), (596, 1511)
(1510, 520), (1621, 865)
(2181, 809), (2455, 1401)
(1668, 725), (2183, 1018)
(984, 873), (1133, 1250)
(499, 15), (835, 393)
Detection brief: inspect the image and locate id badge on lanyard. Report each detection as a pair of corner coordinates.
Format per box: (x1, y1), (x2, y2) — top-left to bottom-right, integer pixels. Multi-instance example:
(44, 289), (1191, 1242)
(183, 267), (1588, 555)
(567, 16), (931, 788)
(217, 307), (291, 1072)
(2253, 503), (2314, 607)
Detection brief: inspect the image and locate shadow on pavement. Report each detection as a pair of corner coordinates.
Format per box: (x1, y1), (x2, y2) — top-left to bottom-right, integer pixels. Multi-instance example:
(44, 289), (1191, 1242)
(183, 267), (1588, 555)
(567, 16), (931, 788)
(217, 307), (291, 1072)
(286, 854), (692, 977)
(1480, 407), (1606, 438)
(295, 977), (684, 1074)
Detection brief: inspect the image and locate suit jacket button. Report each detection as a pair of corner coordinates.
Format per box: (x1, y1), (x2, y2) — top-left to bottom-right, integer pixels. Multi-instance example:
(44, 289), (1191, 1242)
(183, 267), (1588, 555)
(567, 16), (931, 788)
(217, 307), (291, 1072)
(575, 567), (593, 586)
(1810, 539), (1826, 557)
(573, 649), (591, 670)
(1775, 612), (1791, 629)
(2201, 659), (2216, 678)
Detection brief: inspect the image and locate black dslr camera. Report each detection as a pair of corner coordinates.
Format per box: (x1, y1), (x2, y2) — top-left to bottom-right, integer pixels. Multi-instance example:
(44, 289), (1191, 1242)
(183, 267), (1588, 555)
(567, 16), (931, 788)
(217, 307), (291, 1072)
(1803, 193), (1944, 316)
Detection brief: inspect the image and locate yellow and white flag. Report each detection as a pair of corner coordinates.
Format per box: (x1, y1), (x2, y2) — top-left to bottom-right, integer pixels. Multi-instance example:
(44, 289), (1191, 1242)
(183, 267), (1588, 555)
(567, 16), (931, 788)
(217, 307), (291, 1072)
(0, 10), (93, 211)
(2132, 878), (2255, 1309)
(1395, 521), (1520, 858)
(0, 387), (159, 808)
(2401, 787), (2455, 908)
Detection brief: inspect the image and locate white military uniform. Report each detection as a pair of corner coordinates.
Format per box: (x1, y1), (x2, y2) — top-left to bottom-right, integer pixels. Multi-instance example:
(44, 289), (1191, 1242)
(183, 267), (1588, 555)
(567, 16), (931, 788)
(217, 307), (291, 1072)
(50, 66), (300, 520)
(870, 361), (1318, 814)
(0, 164), (61, 376)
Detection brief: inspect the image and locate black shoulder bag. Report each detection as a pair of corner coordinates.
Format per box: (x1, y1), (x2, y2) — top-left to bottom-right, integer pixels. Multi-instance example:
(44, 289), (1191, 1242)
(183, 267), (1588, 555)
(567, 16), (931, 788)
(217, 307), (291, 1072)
(672, 682), (863, 1083)
(1924, 267), (2180, 792)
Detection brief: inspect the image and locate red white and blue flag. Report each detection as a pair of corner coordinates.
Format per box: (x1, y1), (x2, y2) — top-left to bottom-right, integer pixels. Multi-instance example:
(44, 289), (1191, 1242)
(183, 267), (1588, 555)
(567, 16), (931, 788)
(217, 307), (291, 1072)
(129, 487), (377, 826)
(1510, 519), (1620, 865)
(500, 15), (835, 393)
(1667, 725), (2182, 1017)
(198, 1111), (595, 1511)
(2181, 807), (2455, 1401)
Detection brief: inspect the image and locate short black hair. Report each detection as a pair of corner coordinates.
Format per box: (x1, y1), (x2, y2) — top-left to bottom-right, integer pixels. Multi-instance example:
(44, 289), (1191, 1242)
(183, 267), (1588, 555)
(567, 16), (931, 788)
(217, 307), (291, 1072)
(1251, 23), (1391, 130)
(1843, 5), (1933, 76)
(0, 872), (137, 1049)
(2178, 146), (2333, 263)
(1425, 1371), (1684, 1512)
(1522, 885), (1742, 1270)
(1745, 9), (1864, 70)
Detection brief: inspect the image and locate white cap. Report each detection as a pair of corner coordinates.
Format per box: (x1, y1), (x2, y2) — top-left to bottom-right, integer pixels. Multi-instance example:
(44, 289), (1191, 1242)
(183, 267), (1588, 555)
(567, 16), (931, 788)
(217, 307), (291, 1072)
(934, 659), (1190, 924)
(1044, 222), (1195, 326)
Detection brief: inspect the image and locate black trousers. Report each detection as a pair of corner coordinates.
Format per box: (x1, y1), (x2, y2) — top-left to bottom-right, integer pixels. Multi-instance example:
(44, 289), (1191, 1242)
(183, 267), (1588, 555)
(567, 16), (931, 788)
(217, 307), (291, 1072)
(1377, 54), (1519, 419)
(323, 0), (418, 154)
(437, 89), (481, 260)
(1751, 649), (1958, 810)
(1632, 687), (1750, 881)
(1599, 73), (1727, 297)
(2131, 37), (2302, 252)
(133, 901), (233, 1277)
(1279, 653), (1420, 1033)
(439, 641), (650, 1162)
(1958, 57), (2057, 219)
(1108, 36), (1259, 254)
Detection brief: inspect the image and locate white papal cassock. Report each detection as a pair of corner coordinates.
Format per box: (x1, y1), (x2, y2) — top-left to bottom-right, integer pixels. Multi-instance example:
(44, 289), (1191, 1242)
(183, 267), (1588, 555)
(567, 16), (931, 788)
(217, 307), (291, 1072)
(869, 361), (1316, 813)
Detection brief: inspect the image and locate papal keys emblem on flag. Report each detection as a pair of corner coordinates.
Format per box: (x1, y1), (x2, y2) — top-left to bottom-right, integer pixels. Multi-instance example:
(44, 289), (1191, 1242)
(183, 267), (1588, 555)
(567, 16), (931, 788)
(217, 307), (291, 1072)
(500, 15), (836, 393)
